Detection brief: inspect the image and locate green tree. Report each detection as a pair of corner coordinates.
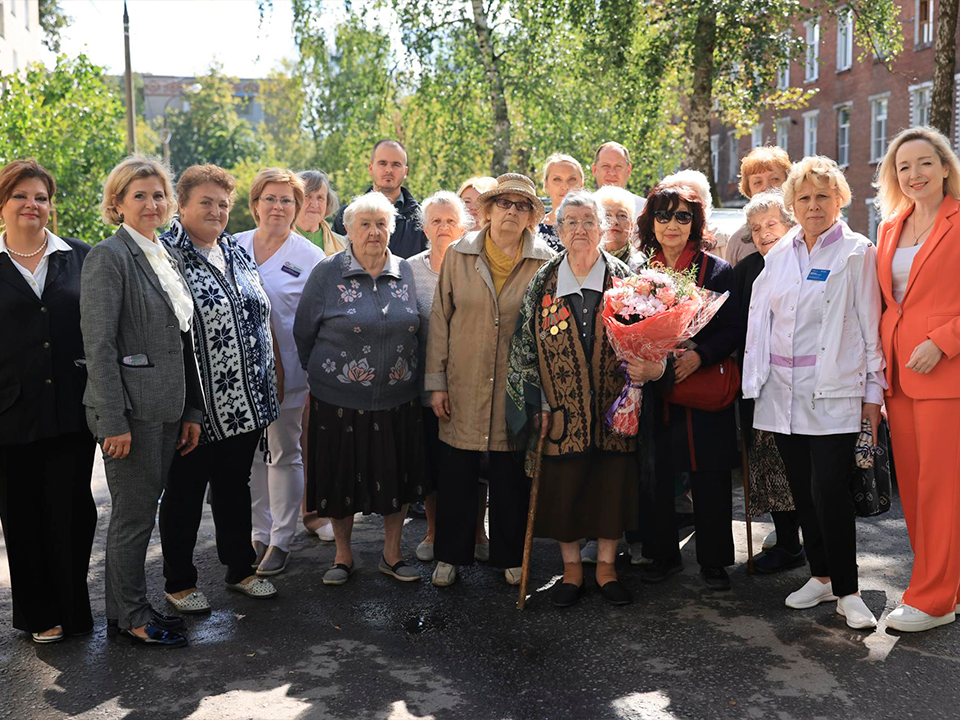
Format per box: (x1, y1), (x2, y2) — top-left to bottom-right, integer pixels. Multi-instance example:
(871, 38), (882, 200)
(38, 0), (72, 53)
(259, 62), (314, 168)
(0, 55), (126, 243)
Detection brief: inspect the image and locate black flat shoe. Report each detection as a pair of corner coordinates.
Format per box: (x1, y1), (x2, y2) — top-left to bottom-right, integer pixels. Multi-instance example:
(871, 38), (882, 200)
(640, 559), (683, 584)
(551, 582), (584, 608)
(599, 580), (632, 606)
(107, 609), (184, 637)
(700, 566), (732, 591)
(754, 545), (806, 574)
(121, 623), (187, 648)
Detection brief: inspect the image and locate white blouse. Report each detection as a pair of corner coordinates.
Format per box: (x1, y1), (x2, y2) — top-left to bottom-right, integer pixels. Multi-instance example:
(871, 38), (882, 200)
(0, 229), (72, 299)
(123, 223), (194, 332)
(891, 244), (922, 305)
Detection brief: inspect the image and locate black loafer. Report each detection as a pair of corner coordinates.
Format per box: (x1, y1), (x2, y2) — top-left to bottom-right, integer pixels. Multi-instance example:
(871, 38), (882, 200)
(121, 623), (187, 648)
(640, 559), (683, 584)
(551, 582), (584, 608)
(700, 566), (732, 591)
(599, 580), (632, 606)
(754, 545), (806, 574)
(108, 609), (184, 637)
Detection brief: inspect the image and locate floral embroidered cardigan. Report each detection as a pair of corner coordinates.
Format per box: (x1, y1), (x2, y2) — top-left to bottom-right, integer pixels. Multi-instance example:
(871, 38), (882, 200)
(293, 243), (422, 411)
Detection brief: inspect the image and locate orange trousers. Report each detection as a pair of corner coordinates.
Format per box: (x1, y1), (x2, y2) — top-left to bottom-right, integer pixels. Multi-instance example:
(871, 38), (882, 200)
(885, 352), (960, 617)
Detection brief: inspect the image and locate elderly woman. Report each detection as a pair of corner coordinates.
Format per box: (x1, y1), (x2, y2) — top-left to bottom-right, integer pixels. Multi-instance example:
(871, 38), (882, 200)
(236, 169), (325, 577)
(743, 156), (883, 630)
(538, 154), (585, 252)
(724, 146), (792, 267)
(425, 174), (554, 587)
(407, 192), (490, 564)
(294, 191), (426, 585)
(81, 156), (204, 647)
(636, 184), (741, 591)
(507, 191), (665, 607)
(295, 170), (346, 255)
(875, 127), (960, 633)
(158, 165), (280, 613)
(595, 184), (642, 268)
(733, 190), (803, 574)
(457, 176), (498, 226)
(0, 161), (95, 644)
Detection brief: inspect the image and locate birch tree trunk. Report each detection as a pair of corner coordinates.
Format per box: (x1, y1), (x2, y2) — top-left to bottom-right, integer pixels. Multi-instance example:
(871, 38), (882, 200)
(470, 0), (511, 175)
(930, 0), (959, 137)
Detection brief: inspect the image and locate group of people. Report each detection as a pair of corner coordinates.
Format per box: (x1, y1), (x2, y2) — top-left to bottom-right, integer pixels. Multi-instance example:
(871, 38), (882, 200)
(1, 127), (958, 650)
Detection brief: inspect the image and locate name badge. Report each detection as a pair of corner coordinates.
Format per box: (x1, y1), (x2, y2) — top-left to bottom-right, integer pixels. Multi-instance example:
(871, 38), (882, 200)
(281, 262), (303, 278)
(807, 268), (830, 282)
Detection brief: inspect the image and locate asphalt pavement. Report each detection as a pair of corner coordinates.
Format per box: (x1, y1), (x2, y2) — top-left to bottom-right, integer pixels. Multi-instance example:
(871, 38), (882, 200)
(1, 456), (958, 720)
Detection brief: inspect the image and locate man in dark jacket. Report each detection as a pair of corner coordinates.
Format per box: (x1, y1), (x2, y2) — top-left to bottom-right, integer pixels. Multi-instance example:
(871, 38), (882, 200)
(332, 139), (427, 259)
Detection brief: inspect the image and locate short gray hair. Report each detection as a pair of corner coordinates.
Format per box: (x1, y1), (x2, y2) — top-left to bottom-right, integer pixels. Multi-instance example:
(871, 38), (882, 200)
(420, 190), (474, 232)
(743, 189), (795, 228)
(343, 191), (397, 236)
(299, 170), (339, 218)
(556, 190), (608, 230)
(594, 185), (637, 224)
(660, 169), (713, 219)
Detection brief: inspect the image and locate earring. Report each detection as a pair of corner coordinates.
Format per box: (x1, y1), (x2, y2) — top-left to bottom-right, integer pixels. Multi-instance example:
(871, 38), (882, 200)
(119, 213), (124, 222)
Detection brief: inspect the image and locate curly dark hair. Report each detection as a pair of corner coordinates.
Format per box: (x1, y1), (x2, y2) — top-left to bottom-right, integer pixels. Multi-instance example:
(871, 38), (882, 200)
(636, 184), (713, 257)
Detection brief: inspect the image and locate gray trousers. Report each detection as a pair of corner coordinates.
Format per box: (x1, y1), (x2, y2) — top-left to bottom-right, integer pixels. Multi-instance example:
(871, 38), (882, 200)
(101, 418), (180, 629)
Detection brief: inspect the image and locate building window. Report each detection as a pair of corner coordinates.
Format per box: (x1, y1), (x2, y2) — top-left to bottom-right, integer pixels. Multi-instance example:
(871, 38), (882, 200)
(870, 95), (889, 162)
(866, 199), (879, 243)
(727, 132), (739, 182)
(776, 118), (790, 153)
(804, 19), (820, 82)
(916, 0), (934, 47)
(10, 0), (14, 15)
(803, 111), (819, 156)
(710, 135), (720, 183)
(837, 105), (851, 167)
(23, 0), (27, 29)
(777, 62), (790, 89)
(12, 50), (18, 72)
(751, 124), (765, 149)
(836, 8), (853, 71)
(910, 83), (932, 126)
(0, 2), (5, 39)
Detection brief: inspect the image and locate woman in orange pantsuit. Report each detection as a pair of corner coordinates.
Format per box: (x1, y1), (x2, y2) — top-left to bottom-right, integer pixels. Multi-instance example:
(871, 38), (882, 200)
(875, 126), (960, 633)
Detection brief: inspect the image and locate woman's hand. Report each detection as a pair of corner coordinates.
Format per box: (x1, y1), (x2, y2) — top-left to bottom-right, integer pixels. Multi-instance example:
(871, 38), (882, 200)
(861, 403), (881, 446)
(625, 357), (666, 385)
(431, 391), (451, 421)
(539, 411), (552, 440)
(102, 432), (132, 460)
(178, 422), (201, 456)
(905, 338), (943, 374)
(674, 350), (703, 384)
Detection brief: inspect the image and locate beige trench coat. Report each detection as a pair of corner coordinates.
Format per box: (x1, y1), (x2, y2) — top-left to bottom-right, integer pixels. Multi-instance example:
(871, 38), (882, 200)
(425, 227), (554, 451)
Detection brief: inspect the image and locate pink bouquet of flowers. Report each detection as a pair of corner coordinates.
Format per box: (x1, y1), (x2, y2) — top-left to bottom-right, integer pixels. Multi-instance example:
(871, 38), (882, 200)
(601, 266), (729, 437)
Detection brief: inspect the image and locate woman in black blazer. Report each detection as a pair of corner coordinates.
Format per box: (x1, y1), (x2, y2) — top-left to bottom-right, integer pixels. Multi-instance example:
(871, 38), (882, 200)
(0, 160), (96, 644)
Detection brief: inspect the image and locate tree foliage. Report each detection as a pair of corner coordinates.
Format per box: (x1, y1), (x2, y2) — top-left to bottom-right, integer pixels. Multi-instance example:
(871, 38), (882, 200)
(38, 0), (72, 53)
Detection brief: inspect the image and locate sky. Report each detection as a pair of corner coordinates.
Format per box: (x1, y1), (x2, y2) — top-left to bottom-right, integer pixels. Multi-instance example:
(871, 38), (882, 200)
(46, 0), (326, 78)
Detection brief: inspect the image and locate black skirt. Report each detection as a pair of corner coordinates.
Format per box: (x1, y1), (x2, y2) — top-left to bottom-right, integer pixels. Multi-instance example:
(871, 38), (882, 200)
(306, 396), (429, 519)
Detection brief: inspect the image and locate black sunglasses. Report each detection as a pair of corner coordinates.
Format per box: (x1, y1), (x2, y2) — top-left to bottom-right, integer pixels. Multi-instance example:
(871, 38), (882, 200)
(653, 209), (694, 225)
(494, 197), (534, 212)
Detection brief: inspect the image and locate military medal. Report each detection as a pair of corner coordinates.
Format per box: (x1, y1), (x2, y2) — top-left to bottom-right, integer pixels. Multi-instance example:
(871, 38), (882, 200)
(541, 294), (570, 336)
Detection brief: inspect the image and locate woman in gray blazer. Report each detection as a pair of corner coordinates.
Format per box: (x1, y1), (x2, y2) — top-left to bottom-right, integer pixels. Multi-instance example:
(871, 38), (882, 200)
(81, 157), (204, 648)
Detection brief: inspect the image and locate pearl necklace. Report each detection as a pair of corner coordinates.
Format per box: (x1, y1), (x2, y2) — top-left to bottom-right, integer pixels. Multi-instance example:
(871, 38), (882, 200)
(6, 236), (48, 258)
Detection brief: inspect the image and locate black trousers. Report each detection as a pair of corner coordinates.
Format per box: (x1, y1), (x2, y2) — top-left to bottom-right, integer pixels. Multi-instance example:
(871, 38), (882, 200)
(773, 432), (859, 597)
(0, 432), (97, 634)
(434, 444), (529, 568)
(159, 429), (261, 591)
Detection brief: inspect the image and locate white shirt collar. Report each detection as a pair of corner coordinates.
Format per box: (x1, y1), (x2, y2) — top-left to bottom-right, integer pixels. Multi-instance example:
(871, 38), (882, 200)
(0, 228), (72, 257)
(123, 222), (162, 251)
(556, 253), (605, 298)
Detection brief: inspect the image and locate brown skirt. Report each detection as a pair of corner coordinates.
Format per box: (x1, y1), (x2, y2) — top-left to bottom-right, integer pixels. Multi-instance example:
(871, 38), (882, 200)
(533, 451), (639, 542)
(746, 429), (795, 516)
(305, 396), (429, 519)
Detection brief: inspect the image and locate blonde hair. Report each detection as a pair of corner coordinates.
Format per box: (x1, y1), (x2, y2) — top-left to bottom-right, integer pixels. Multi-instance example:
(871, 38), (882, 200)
(101, 156), (176, 226)
(739, 146), (792, 199)
(541, 153), (584, 191)
(874, 126), (960, 220)
(457, 176), (498, 197)
(248, 167), (305, 228)
(782, 156), (852, 210)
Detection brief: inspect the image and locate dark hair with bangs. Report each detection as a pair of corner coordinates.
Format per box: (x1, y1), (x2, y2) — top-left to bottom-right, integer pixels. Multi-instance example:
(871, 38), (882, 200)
(636, 183), (712, 256)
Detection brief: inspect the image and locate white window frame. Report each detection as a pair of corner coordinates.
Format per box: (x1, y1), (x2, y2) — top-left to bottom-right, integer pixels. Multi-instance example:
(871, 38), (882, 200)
(710, 134), (720, 184)
(804, 18), (820, 82)
(23, 0), (28, 29)
(836, 7), (853, 72)
(776, 118), (790, 153)
(869, 93), (890, 163)
(909, 81), (933, 127)
(866, 199), (880, 243)
(727, 131), (739, 182)
(803, 110), (819, 156)
(915, 0), (935, 47)
(751, 124), (765, 149)
(836, 103), (852, 167)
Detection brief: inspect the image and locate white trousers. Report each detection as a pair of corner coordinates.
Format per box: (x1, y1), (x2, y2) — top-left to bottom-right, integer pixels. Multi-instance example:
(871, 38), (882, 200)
(250, 407), (304, 552)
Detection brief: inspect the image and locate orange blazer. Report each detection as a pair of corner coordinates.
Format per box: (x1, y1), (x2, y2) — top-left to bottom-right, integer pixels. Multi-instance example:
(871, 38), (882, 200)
(877, 195), (960, 399)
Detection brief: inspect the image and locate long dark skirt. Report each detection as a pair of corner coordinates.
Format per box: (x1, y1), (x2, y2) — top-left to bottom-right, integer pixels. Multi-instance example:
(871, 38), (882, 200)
(534, 450), (639, 543)
(305, 396), (429, 519)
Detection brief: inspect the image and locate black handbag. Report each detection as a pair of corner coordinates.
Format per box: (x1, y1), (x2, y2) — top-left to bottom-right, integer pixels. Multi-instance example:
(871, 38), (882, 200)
(850, 416), (895, 518)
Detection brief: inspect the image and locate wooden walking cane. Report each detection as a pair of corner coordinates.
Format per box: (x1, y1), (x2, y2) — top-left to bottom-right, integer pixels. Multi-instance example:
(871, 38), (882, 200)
(517, 433), (546, 610)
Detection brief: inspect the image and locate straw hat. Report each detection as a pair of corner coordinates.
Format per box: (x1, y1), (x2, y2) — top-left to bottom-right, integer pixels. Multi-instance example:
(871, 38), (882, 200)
(475, 173), (545, 226)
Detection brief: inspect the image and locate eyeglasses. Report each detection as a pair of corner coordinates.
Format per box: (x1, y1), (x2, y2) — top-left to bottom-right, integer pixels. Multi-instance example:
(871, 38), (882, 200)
(494, 197), (534, 212)
(259, 196), (295, 207)
(562, 220), (598, 231)
(653, 210), (693, 225)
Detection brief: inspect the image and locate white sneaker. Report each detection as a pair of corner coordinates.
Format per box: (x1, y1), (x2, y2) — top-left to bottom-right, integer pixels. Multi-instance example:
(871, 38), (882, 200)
(886, 603), (956, 633)
(504, 566), (522, 586)
(762, 530), (777, 550)
(431, 562), (457, 587)
(415, 540), (434, 562)
(836, 595), (878, 630)
(580, 540), (598, 564)
(317, 522), (335, 542)
(785, 578), (838, 609)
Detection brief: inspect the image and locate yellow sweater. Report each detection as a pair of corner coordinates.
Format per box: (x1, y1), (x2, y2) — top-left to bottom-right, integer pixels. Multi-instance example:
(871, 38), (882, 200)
(484, 235), (521, 295)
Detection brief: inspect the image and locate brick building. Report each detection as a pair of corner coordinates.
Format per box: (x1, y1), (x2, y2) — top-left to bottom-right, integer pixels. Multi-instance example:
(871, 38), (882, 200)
(710, 0), (960, 239)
